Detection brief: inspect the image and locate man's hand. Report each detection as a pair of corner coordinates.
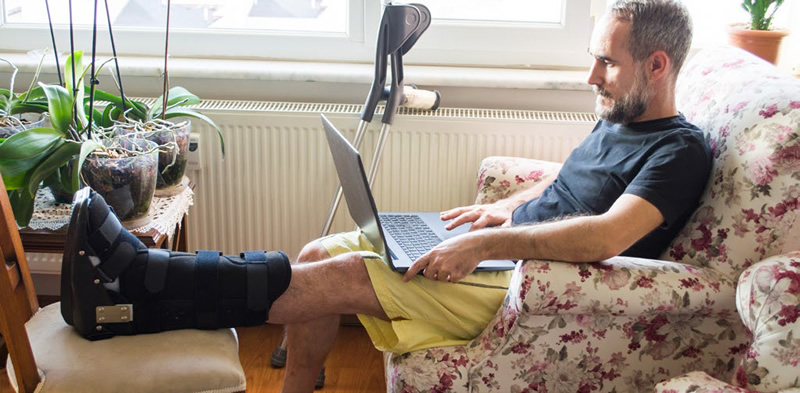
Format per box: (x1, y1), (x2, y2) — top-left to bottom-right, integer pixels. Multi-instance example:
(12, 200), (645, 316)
(402, 231), (488, 283)
(440, 200), (515, 231)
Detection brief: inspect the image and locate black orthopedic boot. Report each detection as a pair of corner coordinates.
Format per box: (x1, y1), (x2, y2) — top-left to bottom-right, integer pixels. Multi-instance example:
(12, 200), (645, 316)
(61, 188), (292, 341)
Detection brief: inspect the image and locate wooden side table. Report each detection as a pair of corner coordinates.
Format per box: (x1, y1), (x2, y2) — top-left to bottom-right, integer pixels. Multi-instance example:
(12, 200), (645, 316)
(19, 214), (189, 253)
(19, 184), (194, 254)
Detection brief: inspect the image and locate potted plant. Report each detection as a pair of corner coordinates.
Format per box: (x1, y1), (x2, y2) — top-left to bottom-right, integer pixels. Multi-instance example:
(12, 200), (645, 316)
(96, 85), (223, 196)
(0, 55), (49, 139)
(729, 0), (788, 64)
(0, 51), (107, 226)
(81, 132), (159, 227)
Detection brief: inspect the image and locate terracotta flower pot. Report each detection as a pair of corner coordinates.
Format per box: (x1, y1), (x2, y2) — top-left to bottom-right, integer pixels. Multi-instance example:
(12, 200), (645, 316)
(728, 24), (789, 64)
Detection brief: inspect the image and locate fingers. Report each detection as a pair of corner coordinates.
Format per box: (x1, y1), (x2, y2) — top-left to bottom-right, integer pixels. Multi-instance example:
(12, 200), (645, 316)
(404, 255), (466, 284)
(440, 206), (471, 220)
(470, 215), (491, 231)
(403, 254), (428, 282)
(445, 209), (483, 230)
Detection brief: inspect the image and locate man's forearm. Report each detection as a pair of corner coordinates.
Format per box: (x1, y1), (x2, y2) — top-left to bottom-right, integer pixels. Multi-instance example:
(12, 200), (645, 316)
(478, 215), (619, 263)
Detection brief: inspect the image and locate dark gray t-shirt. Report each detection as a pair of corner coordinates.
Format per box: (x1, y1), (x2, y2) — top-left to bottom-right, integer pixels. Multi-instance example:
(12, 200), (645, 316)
(511, 115), (712, 259)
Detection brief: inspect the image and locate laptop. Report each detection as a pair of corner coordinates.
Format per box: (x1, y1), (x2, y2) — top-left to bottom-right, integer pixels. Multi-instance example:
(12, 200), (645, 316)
(321, 114), (516, 272)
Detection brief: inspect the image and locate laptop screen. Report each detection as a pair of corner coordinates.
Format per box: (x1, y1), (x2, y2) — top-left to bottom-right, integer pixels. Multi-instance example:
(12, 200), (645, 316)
(321, 114), (389, 262)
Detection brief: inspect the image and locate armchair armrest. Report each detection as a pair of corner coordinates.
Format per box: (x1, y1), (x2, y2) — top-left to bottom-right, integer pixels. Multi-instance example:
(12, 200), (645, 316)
(509, 257), (737, 318)
(471, 257), (739, 361)
(475, 156), (561, 204)
(464, 258), (747, 388)
(655, 371), (758, 393)
(732, 252), (800, 393)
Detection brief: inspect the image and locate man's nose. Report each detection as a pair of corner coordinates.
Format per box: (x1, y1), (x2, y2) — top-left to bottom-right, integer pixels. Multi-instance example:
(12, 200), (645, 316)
(587, 61), (603, 87)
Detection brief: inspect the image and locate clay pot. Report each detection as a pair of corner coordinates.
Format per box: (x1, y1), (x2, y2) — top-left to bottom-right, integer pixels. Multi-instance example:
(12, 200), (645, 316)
(728, 24), (789, 64)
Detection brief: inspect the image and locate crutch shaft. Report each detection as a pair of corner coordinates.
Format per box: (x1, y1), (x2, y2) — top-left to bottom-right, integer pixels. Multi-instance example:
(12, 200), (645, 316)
(367, 123), (392, 187)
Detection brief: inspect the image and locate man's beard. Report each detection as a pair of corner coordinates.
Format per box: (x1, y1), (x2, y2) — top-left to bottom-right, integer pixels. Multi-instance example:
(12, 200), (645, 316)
(593, 66), (651, 125)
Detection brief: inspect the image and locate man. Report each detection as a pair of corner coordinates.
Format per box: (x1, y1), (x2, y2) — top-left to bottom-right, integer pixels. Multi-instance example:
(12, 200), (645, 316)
(63, 1), (709, 392)
(278, 0), (708, 390)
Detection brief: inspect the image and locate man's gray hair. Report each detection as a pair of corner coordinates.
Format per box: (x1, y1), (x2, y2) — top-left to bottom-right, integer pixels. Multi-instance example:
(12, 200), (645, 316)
(610, 0), (693, 76)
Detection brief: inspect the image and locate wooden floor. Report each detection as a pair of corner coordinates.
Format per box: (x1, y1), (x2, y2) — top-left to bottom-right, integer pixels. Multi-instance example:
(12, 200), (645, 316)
(0, 323), (386, 393)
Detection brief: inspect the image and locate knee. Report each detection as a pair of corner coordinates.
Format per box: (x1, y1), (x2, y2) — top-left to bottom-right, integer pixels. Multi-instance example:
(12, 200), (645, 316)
(296, 240), (331, 265)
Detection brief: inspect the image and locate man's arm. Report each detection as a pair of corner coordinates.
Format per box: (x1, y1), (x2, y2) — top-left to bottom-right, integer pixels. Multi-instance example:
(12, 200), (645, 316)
(440, 174), (557, 231)
(404, 194), (664, 283)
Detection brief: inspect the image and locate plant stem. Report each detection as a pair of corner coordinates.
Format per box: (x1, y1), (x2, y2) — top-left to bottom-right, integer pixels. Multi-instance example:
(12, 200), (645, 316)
(44, 0), (63, 86)
(162, 0), (172, 121)
(88, 0), (99, 139)
(69, 0), (79, 132)
(105, 0), (126, 114)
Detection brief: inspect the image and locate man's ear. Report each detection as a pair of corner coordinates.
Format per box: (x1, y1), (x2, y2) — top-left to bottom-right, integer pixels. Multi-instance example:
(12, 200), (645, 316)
(648, 50), (670, 81)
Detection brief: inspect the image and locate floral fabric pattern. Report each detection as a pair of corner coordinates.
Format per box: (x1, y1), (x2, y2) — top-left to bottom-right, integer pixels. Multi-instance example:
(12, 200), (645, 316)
(655, 371), (759, 393)
(473, 156), (562, 205)
(665, 47), (800, 280)
(657, 253), (800, 393)
(385, 47), (800, 393)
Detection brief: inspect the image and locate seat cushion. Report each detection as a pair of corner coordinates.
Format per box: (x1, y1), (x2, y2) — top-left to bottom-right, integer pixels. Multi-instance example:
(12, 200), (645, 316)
(7, 303), (246, 393)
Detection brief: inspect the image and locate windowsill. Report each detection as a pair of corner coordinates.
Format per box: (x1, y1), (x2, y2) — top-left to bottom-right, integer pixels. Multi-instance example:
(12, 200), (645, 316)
(0, 51), (596, 112)
(0, 50), (592, 91)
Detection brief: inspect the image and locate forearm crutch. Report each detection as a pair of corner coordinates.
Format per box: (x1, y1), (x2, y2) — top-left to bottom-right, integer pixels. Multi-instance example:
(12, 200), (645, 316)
(320, 2), (438, 237)
(271, 3), (439, 388)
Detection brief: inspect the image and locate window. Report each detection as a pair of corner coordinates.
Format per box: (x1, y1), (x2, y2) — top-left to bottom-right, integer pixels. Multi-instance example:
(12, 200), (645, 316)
(0, 0), (594, 68)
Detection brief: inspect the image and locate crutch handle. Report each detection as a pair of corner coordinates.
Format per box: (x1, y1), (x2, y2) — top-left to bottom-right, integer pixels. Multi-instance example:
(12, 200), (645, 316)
(401, 86), (440, 110)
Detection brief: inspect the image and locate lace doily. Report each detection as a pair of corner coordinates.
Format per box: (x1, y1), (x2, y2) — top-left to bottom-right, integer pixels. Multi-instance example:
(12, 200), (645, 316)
(23, 187), (194, 244)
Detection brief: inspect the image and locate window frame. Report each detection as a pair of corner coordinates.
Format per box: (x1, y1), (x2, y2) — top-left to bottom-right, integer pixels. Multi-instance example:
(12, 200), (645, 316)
(0, 0), (595, 69)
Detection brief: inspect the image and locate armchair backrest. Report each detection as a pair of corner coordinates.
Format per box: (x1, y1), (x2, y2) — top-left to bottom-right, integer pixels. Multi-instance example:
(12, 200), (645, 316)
(664, 46), (800, 280)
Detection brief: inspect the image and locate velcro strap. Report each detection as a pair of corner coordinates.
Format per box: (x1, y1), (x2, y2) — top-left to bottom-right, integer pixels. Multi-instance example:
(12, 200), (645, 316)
(88, 211), (123, 259)
(144, 249), (170, 294)
(242, 251), (269, 312)
(195, 250), (220, 329)
(95, 231), (141, 283)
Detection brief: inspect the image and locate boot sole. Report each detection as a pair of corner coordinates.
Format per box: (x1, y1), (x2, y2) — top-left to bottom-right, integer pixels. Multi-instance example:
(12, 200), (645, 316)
(60, 187), (91, 326)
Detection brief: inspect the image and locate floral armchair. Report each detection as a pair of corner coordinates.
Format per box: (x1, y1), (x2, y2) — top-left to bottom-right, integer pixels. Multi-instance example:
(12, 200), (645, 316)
(384, 46), (800, 392)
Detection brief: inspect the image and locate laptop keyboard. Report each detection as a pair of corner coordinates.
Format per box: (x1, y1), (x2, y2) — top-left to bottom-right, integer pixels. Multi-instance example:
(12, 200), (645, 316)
(380, 214), (442, 261)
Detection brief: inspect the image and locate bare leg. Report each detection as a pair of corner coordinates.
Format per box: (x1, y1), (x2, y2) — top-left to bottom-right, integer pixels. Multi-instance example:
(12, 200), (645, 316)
(269, 241), (386, 392)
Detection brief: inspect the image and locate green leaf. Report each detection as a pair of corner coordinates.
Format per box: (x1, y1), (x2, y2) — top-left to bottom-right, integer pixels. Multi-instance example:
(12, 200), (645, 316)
(64, 51), (88, 131)
(163, 107), (225, 156)
(39, 83), (74, 135)
(8, 187), (35, 227)
(101, 105), (116, 127)
(0, 127), (63, 160)
(89, 87), (147, 121)
(64, 51), (83, 100)
(0, 89), (11, 99)
(94, 90), (147, 122)
(89, 107), (105, 128)
(71, 140), (102, 190)
(2, 170), (26, 190)
(19, 86), (46, 102)
(26, 140), (81, 197)
(149, 86), (201, 119)
(8, 102), (49, 115)
(0, 140), (60, 188)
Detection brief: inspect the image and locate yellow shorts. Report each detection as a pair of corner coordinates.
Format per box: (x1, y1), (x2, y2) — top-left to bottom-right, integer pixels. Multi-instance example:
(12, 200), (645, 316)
(320, 230), (514, 354)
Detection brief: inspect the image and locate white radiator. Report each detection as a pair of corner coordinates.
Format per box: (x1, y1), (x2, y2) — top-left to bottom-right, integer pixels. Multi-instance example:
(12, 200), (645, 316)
(184, 101), (596, 258)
